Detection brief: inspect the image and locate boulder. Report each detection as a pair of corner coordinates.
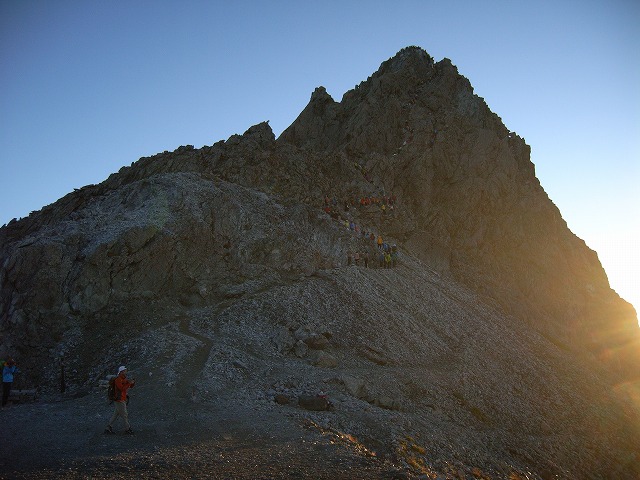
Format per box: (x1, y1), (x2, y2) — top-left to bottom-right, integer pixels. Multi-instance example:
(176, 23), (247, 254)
(298, 395), (331, 411)
(310, 351), (338, 368)
(341, 374), (366, 398)
(294, 340), (308, 358)
(272, 327), (295, 353)
(304, 333), (329, 350)
(373, 395), (402, 411)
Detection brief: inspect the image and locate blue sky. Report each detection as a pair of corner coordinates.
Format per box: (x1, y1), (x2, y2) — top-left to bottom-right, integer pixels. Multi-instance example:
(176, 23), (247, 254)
(1, 1), (638, 313)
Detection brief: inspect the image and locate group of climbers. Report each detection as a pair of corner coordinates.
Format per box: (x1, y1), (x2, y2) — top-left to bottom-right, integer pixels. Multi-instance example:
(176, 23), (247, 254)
(347, 236), (399, 270)
(347, 245), (398, 269)
(347, 251), (370, 268)
(377, 242), (399, 269)
(320, 155), (403, 270)
(320, 191), (403, 270)
(357, 195), (397, 208)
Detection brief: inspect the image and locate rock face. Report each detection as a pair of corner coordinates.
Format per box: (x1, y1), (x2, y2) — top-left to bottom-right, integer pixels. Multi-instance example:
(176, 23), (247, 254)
(281, 47), (639, 376)
(1, 46), (639, 478)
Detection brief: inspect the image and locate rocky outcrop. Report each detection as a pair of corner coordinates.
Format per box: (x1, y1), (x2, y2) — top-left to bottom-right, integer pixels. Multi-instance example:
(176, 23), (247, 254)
(1, 46), (638, 478)
(0, 171), (356, 377)
(280, 46), (640, 377)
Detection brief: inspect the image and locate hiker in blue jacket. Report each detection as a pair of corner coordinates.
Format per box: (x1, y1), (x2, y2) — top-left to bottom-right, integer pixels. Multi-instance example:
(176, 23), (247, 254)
(2, 358), (19, 407)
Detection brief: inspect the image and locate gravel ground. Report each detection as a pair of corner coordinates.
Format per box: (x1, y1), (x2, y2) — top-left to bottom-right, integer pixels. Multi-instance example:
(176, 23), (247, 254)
(0, 393), (415, 480)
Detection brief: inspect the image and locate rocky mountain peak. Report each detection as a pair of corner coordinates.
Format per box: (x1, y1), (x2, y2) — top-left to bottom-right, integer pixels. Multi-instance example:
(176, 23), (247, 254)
(310, 86), (335, 103)
(280, 48), (504, 157)
(377, 45), (435, 74)
(1, 46), (638, 478)
(240, 121), (276, 148)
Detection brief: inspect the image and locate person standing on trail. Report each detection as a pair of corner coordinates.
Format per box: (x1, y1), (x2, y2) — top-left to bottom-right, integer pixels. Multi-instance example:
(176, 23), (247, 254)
(391, 249), (398, 268)
(384, 251), (392, 269)
(2, 358), (18, 408)
(104, 366), (135, 435)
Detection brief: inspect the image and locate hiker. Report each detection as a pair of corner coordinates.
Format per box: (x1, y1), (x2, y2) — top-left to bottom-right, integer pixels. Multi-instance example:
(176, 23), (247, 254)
(391, 249), (398, 268)
(378, 250), (385, 268)
(377, 235), (383, 250)
(105, 366), (136, 435)
(354, 251), (360, 266)
(384, 251), (392, 269)
(2, 358), (18, 408)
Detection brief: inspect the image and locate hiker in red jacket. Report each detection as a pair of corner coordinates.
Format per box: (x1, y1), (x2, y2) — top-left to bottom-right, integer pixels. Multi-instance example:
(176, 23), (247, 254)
(104, 366), (136, 435)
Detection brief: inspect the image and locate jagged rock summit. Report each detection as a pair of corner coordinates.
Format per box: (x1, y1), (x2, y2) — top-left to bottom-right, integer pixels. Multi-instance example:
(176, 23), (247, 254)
(282, 46), (639, 376)
(1, 46), (639, 478)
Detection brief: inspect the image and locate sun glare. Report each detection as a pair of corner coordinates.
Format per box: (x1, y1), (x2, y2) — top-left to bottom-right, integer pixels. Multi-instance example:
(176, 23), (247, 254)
(589, 232), (640, 327)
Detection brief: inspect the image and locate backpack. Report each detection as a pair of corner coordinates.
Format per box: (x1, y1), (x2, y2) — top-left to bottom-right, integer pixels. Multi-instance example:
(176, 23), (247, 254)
(107, 377), (120, 403)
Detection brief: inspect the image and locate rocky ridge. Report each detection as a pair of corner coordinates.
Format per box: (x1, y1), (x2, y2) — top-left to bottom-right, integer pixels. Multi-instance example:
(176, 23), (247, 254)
(1, 46), (639, 478)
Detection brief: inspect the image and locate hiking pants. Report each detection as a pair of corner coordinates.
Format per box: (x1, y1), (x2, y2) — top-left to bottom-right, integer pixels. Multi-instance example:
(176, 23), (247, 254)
(109, 400), (130, 430)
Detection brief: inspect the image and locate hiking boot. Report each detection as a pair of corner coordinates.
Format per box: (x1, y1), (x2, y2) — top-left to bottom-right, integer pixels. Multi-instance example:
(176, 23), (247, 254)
(103, 425), (114, 434)
(124, 428), (134, 435)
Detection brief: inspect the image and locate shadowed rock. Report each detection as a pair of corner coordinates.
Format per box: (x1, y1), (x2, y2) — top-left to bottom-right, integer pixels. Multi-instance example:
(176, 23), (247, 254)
(1, 46), (638, 479)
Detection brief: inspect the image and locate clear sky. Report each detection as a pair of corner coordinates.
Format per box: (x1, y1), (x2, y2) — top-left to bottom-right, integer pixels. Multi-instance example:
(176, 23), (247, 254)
(1, 1), (638, 314)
